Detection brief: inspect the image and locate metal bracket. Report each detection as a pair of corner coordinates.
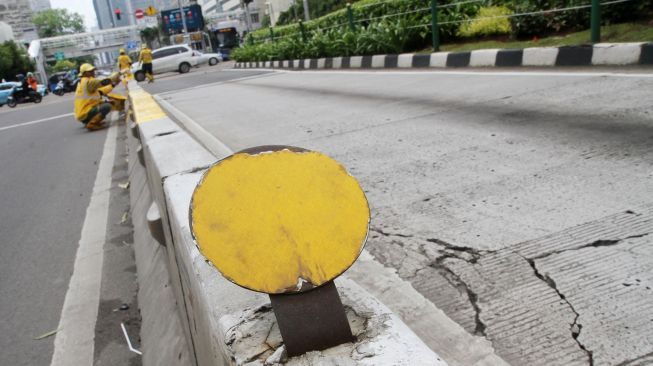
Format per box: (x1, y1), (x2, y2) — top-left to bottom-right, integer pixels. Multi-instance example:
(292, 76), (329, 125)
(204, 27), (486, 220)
(270, 281), (354, 357)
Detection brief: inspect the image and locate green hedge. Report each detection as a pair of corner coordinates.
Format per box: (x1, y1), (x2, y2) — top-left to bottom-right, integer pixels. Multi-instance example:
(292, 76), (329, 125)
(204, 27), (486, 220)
(234, 0), (653, 62)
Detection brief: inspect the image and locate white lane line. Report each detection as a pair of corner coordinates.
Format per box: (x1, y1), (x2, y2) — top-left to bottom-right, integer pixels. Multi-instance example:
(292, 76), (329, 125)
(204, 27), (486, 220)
(50, 125), (117, 366)
(229, 68), (653, 78)
(0, 113), (74, 132)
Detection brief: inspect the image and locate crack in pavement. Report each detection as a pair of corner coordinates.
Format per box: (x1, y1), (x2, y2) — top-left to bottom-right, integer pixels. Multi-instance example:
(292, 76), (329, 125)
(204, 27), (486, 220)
(524, 256), (594, 366)
(369, 227), (414, 238)
(615, 350), (653, 366)
(426, 238), (487, 264)
(430, 256), (487, 337)
(370, 224), (652, 365)
(530, 233), (651, 261)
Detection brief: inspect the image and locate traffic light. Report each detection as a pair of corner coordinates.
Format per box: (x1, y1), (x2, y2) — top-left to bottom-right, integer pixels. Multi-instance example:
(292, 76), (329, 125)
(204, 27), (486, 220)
(115, 8), (121, 20)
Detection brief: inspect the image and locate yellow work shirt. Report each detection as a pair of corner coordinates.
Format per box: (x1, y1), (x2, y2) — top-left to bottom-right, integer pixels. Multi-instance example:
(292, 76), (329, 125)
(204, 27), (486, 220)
(118, 54), (132, 71)
(74, 77), (112, 121)
(139, 49), (153, 63)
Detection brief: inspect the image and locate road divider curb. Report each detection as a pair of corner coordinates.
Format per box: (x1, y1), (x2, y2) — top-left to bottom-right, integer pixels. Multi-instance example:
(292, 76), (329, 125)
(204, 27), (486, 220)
(126, 80), (449, 365)
(234, 43), (653, 70)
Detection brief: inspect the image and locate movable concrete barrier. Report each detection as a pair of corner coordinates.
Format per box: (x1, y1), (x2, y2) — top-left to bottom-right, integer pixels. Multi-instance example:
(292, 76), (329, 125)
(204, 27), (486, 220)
(235, 43), (653, 70)
(126, 80), (447, 365)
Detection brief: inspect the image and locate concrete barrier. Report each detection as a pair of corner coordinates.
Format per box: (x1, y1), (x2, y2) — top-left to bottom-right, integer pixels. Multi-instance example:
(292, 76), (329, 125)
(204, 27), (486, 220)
(127, 80), (448, 365)
(234, 43), (653, 70)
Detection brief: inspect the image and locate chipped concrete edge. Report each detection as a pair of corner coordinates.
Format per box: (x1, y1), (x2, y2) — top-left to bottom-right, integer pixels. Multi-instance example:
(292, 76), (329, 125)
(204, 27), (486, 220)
(234, 43), (653, 70)
(127, 79), (449, 365)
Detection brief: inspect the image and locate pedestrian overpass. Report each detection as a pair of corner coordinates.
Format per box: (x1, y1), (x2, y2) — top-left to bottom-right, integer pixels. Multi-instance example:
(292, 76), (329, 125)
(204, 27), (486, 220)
(28, 26), (141, 86)
(35, 25), (141, 61)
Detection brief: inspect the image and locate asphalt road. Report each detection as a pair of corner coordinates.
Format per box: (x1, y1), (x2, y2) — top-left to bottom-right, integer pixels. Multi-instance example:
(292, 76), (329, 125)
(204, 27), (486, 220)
(141, 62), (268, 95)
(0, 94), (140, 365)
(156, 67), (653, 365)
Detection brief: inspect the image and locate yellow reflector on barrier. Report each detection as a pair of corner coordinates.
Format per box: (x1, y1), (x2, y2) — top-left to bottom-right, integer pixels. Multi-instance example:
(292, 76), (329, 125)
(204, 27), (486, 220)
(190, 147), (370, 294)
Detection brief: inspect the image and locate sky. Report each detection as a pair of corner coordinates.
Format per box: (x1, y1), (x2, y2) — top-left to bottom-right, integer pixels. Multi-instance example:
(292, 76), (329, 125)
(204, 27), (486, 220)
(51, 0), (98, 30)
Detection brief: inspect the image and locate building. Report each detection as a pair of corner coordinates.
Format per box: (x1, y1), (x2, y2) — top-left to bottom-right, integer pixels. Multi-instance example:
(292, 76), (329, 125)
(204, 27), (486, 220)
(0, 0), (37, 40)
(265, 0), (293, 26)
(0, 20), (13, 41)
(201, 0), (276, 32)
(29, 0), (50, 13)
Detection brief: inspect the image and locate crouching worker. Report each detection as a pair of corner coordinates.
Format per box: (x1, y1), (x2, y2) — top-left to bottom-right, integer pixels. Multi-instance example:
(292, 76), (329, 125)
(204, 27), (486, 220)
(74, 63), (121, 131)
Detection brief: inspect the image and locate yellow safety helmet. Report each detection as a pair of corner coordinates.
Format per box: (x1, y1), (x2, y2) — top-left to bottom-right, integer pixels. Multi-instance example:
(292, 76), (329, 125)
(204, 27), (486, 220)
(119, 48), (126, 54)
(79, 63), (96, 74)
(141, 44), (148, 49)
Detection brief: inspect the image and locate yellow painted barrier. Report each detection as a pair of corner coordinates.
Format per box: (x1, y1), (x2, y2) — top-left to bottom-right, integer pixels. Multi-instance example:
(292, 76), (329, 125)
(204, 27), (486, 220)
(190, 147), (370, 294)
(129, 89), (167, 123)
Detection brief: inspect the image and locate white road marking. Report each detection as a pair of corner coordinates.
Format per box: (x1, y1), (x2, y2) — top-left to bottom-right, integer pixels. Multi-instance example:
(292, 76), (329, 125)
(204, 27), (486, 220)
(50, 125), (117, 366)
(0, 113), (74, 132)
(226, 68), (653, 78)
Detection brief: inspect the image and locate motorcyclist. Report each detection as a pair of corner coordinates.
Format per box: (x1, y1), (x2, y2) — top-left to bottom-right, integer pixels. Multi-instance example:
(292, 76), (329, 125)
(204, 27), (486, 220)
(14, 74), (32, 100)
(117, 48), (132, 83)
(138, 44), (154, 83)
(74, 63), (121, 131)
(26, 72), (38, 92)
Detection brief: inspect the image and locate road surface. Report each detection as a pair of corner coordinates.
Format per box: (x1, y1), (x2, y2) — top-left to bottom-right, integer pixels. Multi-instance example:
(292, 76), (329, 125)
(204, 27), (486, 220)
(147, 67), (653, 366)
(0, 93), (140, 366)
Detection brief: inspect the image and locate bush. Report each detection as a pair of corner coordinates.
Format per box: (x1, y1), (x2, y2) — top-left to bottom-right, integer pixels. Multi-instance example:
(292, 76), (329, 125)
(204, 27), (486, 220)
(232, 0), (653, 62)
(505, 0), (653, 38)
(458, 6), (512, 38)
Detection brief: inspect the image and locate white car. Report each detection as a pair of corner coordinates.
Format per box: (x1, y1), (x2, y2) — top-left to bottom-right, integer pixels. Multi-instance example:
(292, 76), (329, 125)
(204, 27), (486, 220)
(194, 51), (222, 66)
(131, 44), (200, 81)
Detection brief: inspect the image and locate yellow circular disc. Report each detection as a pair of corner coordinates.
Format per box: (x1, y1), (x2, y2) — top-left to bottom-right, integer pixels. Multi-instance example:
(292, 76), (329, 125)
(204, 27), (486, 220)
(190, 147), (370, 294)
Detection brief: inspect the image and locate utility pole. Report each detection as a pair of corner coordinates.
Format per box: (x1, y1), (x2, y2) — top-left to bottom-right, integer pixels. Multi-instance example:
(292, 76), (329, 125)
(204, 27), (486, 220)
(302, 0), (310, 21)
(106, 0), (116, 27)
(124, 0), (135, 26)
(241, 0), (252, 32)
(178, 0), (188, 34)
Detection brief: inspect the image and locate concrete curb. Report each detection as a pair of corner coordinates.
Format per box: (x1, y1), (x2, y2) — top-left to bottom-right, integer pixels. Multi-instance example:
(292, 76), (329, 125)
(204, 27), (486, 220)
(127, 80), (447, 365)
(234, 43), (653, 70)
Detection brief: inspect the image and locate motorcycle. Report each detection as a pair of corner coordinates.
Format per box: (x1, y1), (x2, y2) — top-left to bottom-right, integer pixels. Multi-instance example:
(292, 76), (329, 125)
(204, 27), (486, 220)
(7, 86), (42, 107)
(53, 77), (78, 96)
(53, 80), (66, 96)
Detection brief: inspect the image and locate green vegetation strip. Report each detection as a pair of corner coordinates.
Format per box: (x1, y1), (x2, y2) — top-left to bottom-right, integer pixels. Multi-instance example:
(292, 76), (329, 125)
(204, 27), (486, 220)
(438, 22), (653, 52)
(233, 0), (652, 62)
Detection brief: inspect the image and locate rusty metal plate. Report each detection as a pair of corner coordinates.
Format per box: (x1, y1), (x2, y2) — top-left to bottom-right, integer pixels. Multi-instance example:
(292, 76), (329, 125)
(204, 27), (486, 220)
(270, 281), (354, 356)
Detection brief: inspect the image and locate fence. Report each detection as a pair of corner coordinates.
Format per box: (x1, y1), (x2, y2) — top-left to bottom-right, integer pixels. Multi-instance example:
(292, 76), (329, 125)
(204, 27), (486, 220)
(240, 0), (644, 59)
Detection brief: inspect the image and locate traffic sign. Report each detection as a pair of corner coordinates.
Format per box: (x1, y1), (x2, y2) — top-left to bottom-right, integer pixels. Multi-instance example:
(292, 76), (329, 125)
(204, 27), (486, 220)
(126, 40), (138, 50)
(135, 9), (144, 19)
(190, 146), (370, 294)
(145, 5), (157, 16)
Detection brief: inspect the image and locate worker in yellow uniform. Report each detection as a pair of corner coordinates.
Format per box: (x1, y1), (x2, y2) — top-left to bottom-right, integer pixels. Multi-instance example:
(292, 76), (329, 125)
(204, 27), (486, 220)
(117, 48), (132, 83)
(74, 63), (121, 131)
(138, 44), (154, 83)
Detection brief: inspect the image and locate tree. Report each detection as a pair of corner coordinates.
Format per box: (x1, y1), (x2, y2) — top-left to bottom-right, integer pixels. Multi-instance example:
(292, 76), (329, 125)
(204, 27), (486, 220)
(32, 9), (85, 38)
(51, 60), (77, 73)
(140, 27), (160, 48)
(0, 41), (34, 81)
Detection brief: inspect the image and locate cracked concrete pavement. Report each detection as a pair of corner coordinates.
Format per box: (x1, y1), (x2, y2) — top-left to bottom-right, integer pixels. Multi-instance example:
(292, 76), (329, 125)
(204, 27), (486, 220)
(148, 68), (653, 365)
